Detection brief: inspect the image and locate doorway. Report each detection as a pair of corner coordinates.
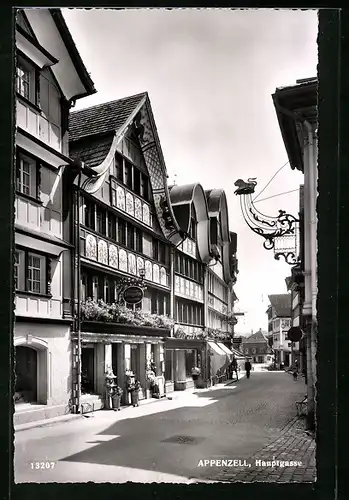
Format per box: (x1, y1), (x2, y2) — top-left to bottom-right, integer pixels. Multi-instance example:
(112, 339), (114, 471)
(15, 346), (37, 404)
(81, 346), (95, 394)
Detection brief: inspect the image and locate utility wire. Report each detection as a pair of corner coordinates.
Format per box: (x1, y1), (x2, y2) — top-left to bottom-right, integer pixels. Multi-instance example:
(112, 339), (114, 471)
(253, 160), (290, 202)
(254, 188), (299, 204)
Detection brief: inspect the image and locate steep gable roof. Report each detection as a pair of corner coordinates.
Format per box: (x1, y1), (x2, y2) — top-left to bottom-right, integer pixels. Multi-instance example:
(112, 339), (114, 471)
(268, 293), (291, 317)
(242, 329), (268, 344)
(69, 92), (147, 143)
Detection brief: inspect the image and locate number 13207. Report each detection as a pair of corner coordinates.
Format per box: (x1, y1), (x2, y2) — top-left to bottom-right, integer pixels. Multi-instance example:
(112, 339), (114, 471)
(30, 462), (56, 470)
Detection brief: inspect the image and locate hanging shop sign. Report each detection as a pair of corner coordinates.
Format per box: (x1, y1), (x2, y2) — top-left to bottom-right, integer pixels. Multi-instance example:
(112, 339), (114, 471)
(123, 285), (144, 305)
(287, 326), (303, 342)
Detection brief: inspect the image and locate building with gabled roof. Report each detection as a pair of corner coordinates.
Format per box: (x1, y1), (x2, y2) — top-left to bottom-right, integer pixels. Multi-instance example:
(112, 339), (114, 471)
(241, 329), (272, 364)
(67, 91), (239, 403)
(14, 8), (96, 426)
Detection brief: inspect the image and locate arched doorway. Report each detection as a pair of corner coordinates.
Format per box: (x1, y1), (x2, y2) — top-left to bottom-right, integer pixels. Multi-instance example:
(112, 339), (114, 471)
(15, 346), (37, 404)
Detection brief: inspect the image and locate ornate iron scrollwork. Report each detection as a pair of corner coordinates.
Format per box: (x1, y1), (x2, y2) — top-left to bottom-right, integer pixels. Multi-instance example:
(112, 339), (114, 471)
(234, 178), (299, 265)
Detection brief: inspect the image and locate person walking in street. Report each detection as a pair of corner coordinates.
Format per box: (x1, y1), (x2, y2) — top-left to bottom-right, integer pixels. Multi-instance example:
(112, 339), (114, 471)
(231, 356), (239, 381)
(245, 359), (252, 379)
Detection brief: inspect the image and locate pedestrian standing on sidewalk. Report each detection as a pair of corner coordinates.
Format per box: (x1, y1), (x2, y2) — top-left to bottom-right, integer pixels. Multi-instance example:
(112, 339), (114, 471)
(245, 359), (252, 379)
(232, 356), (239, 381)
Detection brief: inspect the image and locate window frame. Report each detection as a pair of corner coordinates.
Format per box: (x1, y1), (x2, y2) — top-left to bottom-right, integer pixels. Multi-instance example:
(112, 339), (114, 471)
(16, 55), (37, 105)
(16, 150), (40, 201)
(15, 247), (51, 297)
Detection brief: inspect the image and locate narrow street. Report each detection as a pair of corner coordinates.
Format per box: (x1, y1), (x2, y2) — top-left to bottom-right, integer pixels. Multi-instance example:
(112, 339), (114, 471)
(15, 371), (312, 484)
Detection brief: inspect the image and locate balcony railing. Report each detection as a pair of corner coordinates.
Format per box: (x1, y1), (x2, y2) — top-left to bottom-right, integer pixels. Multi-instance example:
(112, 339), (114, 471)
(81, 230), (169, 287)
(111, 177), (153, 229)
(174, 274), (204, 303)
(177, 237), (197, 259)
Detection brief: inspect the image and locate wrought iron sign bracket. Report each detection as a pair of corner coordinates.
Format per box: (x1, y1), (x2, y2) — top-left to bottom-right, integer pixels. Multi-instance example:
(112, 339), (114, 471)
(234, 178), (300, 265)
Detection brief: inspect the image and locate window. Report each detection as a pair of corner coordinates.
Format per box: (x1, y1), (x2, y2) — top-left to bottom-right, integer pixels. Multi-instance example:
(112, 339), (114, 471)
(189, 217), (197, 240)
(134, 168), (141, 195)
(152, 238), (159, 261)
(159, 242), (166, 264)
(115, 153), (124, 182)
(16, 59), (35, 102)
(84, 199), (95, 231)
(118, 220), (126, 245)
(125, 160), (133, 189)
(127, 225), (135, 250)
(108, 213), (117, 241)
(14, 250), (25, 290)
(141, 174), (149, 201)
(39, 70), (62, 150)
(136, 228), (143, 253)
(14, 249), (48, 295)
(96, 206), (106, 235)
(15, 249), (48, 295)
(16, 153), (37, 198)
(151, 291), (170, 315)
(28, 253), (46, 293)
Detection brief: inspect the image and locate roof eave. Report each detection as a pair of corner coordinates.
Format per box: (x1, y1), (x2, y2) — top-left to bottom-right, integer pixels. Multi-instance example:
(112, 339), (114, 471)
(272, 81), (317, 173)
(50, 9), (96, 99)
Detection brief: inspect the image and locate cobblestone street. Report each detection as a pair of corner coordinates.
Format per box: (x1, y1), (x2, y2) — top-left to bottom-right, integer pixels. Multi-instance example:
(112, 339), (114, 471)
(207, 415), (315, 483)
(15, 371), (315, 484)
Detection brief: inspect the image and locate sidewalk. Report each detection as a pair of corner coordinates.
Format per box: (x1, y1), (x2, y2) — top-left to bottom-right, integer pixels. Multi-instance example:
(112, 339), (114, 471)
(207, 415), (316, 483)
(15, 377), (244, 433)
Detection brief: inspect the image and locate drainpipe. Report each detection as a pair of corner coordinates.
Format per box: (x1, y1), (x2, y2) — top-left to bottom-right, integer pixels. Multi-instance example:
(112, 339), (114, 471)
(73, 172), (83, 414)
(304, 119), (317, 430)
(170, 246), (175, 337)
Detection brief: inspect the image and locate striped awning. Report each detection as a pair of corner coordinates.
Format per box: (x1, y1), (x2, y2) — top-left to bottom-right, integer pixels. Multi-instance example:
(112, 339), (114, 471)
(216, 342), (233, 355)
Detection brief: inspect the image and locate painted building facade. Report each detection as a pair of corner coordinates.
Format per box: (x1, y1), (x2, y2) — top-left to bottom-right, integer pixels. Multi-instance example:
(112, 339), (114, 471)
(14, 8), (96, 425)
(68, 94), (239, 404)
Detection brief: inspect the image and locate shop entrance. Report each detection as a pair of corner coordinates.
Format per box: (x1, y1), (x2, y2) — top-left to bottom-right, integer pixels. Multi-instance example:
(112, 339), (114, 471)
(15, 346), (37, 404)
(81, 346), (95, 394)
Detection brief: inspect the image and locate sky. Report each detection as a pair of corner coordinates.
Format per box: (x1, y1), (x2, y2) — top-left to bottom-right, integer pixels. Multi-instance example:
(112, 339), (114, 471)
(63, 8), (318, 335)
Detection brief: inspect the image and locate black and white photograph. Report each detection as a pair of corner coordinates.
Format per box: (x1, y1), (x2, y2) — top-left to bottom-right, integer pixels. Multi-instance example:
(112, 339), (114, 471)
(13, 7), (319, 484)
